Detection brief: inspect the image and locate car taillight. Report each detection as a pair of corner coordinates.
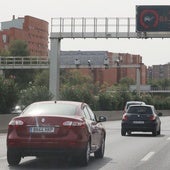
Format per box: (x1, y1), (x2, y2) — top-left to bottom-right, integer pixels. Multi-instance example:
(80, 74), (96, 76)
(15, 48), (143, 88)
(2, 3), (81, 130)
(9, 119), (24, 126)
(150, 115), (156, 121)
(122, 114), (128, 121)
(8, 119), (24, 134)
(63, 121), (85, 128)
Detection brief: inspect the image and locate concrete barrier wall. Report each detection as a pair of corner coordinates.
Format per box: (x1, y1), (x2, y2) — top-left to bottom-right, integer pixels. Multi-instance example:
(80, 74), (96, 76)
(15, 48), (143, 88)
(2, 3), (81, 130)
(0, 114), (19, 133)
(0, 110), (169, 133)
(95, 110), (170, 120)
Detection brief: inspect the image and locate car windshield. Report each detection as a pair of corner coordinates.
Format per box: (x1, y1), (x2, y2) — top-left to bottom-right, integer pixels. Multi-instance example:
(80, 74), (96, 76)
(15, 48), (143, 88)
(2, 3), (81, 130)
(127, 106), (153, 114)
(22, 103), (77, 116)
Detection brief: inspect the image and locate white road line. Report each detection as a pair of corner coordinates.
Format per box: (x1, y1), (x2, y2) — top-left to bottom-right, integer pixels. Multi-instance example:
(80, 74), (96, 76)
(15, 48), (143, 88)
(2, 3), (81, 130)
(167, 137), (170, 140)
(0, 156), (6, 160)
(141, 152), (155, 161)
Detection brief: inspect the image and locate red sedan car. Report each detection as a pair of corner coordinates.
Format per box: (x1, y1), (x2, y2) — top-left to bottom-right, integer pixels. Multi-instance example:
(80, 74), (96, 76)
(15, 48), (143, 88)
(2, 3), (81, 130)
(7, 101), (106, 166)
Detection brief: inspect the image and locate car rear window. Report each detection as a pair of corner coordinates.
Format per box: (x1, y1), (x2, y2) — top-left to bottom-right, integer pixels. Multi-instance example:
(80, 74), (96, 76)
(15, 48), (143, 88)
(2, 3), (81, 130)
(22, 103), (77, 116)
(127, 106), (153, 114)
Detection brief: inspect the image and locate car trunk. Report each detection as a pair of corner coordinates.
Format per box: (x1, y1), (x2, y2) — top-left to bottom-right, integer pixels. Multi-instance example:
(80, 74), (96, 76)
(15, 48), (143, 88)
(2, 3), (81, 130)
(13, 116), (87, 140)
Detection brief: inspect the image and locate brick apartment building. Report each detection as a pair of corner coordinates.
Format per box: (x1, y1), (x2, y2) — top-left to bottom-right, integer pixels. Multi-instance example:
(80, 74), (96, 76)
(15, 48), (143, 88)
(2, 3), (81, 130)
(0, 15), (48, 56)
(148, 63), (170, 80)
(61, 51), (147, 85)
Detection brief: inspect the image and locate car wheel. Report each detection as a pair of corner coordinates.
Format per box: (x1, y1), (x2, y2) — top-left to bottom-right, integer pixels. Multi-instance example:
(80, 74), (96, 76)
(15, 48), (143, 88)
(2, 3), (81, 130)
(80, 141), (90, 166)
(157, 126), (161, 135)
(152, 128), (157, 136)
(7, 150), (21, 166)
(94, 138), (105, 159)
(127, 131), (131, 136)
(121, 128), (126, 136)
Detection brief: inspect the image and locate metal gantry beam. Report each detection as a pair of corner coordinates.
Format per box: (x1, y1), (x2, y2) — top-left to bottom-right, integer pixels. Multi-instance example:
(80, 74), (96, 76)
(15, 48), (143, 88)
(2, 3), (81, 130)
(51, 17), (170, 39)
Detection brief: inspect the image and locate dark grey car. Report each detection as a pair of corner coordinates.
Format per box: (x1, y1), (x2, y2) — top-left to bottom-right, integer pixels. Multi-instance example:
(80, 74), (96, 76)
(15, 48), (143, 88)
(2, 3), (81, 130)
(121, 105), (162, 136)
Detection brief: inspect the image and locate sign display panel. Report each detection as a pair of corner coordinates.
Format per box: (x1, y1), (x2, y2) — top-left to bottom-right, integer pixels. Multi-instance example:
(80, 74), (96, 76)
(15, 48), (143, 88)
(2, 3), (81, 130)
(136, 6), (170, 32)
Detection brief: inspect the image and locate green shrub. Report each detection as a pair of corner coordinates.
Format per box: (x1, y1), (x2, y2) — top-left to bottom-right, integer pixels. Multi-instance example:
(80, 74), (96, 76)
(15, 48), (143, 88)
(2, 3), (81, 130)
(19, 85), (53, 107)
(0, 77), (19, 114)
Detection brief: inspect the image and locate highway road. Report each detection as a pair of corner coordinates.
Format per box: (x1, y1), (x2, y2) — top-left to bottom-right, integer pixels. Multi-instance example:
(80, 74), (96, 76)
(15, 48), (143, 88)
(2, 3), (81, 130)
(1, 116), (170, 170)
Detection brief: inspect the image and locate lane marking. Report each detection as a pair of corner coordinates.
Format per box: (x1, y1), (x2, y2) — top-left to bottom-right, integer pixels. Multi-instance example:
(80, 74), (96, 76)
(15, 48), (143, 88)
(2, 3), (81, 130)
(167, 137), (170, 140)
(141, 152), (155, 161)
(0, 156), (6, 160)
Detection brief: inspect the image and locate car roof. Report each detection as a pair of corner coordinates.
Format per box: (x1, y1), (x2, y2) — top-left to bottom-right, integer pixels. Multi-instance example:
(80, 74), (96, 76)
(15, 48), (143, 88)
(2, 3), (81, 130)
(128, 104), (154, 108)
(126, 101), (145, 104)
(31, 100), (85, 106)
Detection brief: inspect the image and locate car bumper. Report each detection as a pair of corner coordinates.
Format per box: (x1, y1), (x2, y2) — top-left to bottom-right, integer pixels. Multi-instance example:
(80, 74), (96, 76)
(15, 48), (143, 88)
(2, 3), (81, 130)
(121, 121), (158, 132)
(7, 147), (86, 157)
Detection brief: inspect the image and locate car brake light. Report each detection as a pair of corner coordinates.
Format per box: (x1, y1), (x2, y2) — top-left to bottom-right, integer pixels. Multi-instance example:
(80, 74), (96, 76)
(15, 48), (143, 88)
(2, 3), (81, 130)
(150, 115), (156, 121)
(63, 121), (85, 127)
(122, 114), (128, 121)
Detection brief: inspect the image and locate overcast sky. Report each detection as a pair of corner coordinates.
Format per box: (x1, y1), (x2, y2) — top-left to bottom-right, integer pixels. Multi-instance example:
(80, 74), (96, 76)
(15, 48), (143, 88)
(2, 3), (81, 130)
(1, 0), (170, 66)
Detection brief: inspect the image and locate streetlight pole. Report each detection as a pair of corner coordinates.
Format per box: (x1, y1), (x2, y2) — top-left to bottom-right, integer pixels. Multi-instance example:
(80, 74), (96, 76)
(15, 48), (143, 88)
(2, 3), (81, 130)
(136, 66), (141, 95)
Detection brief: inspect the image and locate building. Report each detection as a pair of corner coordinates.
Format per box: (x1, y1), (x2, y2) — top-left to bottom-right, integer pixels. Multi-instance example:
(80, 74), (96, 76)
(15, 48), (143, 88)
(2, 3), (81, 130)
(0, 15), (48, 56)
(149, 63), (170, 80)
(61, 51), (147, 85)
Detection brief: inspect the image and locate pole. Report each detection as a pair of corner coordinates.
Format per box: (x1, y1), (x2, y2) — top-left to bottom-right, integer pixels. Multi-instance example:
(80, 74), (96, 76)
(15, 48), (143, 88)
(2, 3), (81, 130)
(49, 38), (61, 100)
(136, 67), (140, 95)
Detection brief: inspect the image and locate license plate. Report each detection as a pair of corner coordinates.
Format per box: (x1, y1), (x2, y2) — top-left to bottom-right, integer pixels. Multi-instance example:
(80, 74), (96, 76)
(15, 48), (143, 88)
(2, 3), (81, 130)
(30, 126), (55, 133)
(133, 121), (144, 124)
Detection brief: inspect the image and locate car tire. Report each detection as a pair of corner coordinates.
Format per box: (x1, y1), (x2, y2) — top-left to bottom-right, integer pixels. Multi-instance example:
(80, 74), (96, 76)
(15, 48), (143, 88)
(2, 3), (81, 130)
(94, 138), (105, 159)
(157, 126), (161, 135)
(152, 128), (157, 136)
(80, 141), (90, 166)
(127, 131), (131, 136)
(121, 128), (126, 136)
(7, 150), (21, 166)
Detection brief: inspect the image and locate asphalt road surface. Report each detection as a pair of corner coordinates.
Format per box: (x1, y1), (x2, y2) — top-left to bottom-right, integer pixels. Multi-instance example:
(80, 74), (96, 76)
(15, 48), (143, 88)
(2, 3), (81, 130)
(1, 116), (170, 170)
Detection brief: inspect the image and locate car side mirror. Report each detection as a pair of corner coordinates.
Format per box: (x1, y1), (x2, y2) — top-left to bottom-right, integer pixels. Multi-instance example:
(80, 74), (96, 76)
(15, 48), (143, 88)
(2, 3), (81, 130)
(98, 116), (107, 122)
(158, 112), (163, 116)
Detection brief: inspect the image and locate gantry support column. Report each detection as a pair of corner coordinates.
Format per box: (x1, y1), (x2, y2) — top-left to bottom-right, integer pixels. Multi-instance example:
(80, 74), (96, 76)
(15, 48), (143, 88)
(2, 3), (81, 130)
(49, 38), (61, 100)
(136, 68), (141, 96)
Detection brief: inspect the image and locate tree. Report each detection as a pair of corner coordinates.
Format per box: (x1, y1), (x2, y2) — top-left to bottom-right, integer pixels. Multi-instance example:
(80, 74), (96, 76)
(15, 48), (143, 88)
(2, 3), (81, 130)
(4, 40), (36, 89)
(19, 85), (53, 107)
(60, 70), (98, 109)
(34, 70), (49, 88)
(119, 77), (135, 87)
(9, 40), (30, 56)
(0, 76), (19, 114)
(0, 49), (10, 56)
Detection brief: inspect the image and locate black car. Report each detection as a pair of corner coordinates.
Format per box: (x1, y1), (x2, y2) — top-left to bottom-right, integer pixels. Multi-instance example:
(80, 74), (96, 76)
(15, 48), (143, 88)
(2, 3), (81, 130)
(121, 104), (162, 136)
(123, 101), (146, 114)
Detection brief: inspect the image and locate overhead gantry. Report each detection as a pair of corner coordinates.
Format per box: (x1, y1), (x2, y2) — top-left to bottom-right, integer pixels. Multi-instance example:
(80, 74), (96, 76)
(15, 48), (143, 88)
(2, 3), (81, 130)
(50, 17), (170, 99)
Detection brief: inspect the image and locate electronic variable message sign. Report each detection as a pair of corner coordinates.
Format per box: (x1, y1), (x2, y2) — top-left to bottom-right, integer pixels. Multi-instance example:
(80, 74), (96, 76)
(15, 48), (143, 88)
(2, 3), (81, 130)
(136, 6), (170, 32)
